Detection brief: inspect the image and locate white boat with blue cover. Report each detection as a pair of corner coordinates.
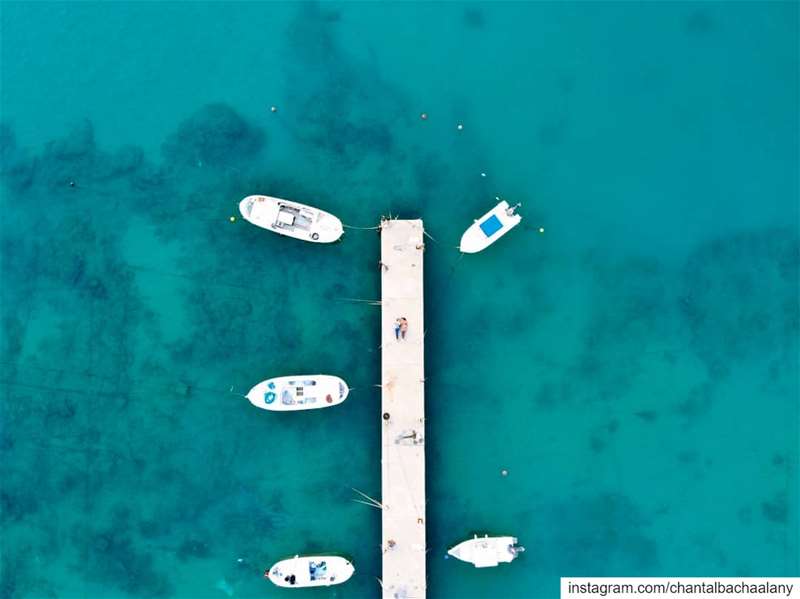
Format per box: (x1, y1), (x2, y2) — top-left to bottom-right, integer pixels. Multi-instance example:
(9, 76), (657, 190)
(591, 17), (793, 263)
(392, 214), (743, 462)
(265, 555), (354, 588)
(246, 375), (349, 411)
(459, 199), (522, 253)
(239, 195), (344, 243)
(447, 534), (525, 568)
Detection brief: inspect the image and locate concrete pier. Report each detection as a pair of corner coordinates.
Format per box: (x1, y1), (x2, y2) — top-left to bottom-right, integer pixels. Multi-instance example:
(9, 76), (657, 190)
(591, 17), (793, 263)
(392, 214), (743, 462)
(380, 219), (426, 599)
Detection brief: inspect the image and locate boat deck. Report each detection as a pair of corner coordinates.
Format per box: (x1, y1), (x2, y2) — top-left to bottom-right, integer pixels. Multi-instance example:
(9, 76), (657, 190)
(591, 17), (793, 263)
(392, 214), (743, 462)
(380, 218), (426, 599)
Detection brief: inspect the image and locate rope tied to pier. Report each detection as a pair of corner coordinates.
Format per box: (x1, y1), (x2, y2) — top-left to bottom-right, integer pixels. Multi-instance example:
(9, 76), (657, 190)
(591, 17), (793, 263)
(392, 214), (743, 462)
(422, 228), (440, 245)
(343, 223), (381, 230)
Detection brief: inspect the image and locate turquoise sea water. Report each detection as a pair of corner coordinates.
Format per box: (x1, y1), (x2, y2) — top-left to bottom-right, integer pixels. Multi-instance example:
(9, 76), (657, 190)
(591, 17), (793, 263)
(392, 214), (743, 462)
(1, 2), (798, 598)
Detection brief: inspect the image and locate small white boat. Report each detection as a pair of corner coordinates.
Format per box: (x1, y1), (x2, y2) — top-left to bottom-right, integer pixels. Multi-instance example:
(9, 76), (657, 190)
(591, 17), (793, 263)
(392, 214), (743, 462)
(447, 535), (525, 568)
(265, 555), (354, 588)
(246, 375), (349, 411)
(239, 195), (344, 243)
(459, 200), (521, 253)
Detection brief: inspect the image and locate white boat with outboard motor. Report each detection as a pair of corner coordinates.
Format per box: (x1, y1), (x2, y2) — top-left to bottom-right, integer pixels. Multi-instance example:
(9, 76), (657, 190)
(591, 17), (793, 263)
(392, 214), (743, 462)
(265, 555), (354, 588)
(447, 534), (525, 568)
(239, 195), (344, 243)
(246, 375), (349, 411)
(459, 199), (521, 253)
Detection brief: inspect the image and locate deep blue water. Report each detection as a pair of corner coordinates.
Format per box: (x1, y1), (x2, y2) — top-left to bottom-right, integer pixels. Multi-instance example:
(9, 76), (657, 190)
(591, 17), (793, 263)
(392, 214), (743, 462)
(1, 2), (798, 598)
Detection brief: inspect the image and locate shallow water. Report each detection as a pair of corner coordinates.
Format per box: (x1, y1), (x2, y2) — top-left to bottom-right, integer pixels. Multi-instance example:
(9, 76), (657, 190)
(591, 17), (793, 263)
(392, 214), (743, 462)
(1, 2), (798, 598)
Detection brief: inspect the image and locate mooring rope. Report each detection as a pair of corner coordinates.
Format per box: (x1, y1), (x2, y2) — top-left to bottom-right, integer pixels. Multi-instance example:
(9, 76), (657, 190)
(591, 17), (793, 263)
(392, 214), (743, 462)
(343, 223), (381, 230)
(422, 228), (441, 245)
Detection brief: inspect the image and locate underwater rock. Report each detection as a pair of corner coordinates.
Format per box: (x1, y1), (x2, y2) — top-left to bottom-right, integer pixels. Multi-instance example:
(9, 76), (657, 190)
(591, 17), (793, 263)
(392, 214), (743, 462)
(0, 486), (39, 524)
(0, 122), (16, 162)
(83, 527), (174, 597)
(45, 119), (95, 160)
(463, 7), (485, 28)
(0, 428), (13, 452)
(553, 493), (658, 573)
(681, 228), (799, 376)
(0, 124), (36, 192)
(1, 549), (24, 599)
(96, 145), (144, 180)
(685, 9), (715, 36)
(46, 398), (77, 421)
(534, 381), (562, 409)
(130, 162), (169, 193)
(761, 493), (789, 523)
(675, 381), (714, 419)
(37, 119), (99, 188)
(282, 3), (402, 166)
(4, 119), (152, 192)
(572, 255), (672, 403)
(1, 153), (36, 192)
(83, 276), (108, 300)
(589, 435), (606, 454)
(634, 410), (658, 422)
(162, 103), (265, 170)
(1, 315), (25, 363)
(138, 519), (161, 540)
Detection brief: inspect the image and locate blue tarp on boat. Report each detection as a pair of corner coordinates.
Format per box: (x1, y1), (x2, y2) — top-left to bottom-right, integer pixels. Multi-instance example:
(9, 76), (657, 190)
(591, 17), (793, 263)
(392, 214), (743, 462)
(479, 214), (503, 237)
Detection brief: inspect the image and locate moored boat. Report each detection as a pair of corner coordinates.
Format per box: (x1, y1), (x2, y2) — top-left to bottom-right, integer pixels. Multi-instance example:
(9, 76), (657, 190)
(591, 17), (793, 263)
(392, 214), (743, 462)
(246, 375), (349, 411)
(447, 534), (525, 568)
(239, 195), (344, 243)
(459, 199), (521, 253)
(265, 555), (354, 588)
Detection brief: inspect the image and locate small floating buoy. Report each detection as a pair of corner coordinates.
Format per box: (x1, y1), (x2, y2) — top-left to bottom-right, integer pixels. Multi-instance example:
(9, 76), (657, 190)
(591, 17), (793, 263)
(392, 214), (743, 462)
(230, 216), (236, 223)
(456, 123), (464, 131)
(480, 172), (486, 178)
(501, 469), (508, 477)
(68, 180), (76, 188)
(538, 227), (545, 234)
(420, 112), (428, 120)
(270, 106), (278, 113)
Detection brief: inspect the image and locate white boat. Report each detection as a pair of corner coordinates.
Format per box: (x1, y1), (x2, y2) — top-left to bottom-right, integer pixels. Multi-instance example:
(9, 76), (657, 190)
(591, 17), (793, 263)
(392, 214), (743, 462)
(459, 200), (521, 253)
(239, 195), (344, 243)
(447, 535), (525, 568)
(265, 555), (354, 588)
(246, 375), (349, 411)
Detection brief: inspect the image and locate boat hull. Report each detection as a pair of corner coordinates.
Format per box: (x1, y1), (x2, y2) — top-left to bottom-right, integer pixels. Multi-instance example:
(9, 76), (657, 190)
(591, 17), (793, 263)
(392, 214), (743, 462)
(448, 535), (521, 568)
(266, 555), (354, 588)
(459, 200), (521, 253)
(246, 375), (349, 411)
(239, 195), (343, 243)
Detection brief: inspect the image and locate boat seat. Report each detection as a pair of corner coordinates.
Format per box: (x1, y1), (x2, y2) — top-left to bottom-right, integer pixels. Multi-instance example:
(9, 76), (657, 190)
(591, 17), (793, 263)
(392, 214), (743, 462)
(278, 211), (295, 226)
